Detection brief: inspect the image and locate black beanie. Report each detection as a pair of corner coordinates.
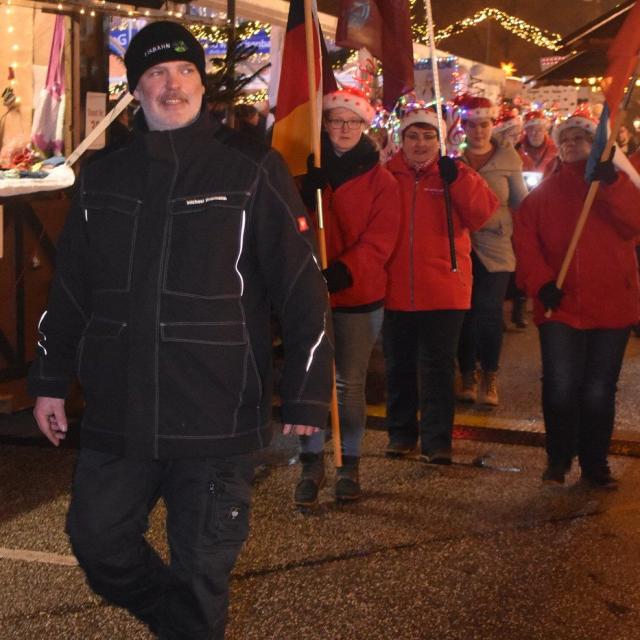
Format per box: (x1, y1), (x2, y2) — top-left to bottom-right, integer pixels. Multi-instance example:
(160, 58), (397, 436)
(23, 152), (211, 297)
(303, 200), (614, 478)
(125, 21), (206, 92)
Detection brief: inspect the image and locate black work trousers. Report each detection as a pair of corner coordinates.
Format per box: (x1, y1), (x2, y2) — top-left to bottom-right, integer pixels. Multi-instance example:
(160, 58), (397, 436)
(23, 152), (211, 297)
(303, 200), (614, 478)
(66, 448), (254, 640)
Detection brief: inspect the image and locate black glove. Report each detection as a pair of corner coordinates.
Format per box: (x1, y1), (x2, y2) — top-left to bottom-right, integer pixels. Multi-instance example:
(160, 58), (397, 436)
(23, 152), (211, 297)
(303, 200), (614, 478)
(538, 281), (564, 311)
(322, 261), (353, 293)
(438, 155), (459, 185)
(300, 154), (329, 209)
(589, 147), (617, 185)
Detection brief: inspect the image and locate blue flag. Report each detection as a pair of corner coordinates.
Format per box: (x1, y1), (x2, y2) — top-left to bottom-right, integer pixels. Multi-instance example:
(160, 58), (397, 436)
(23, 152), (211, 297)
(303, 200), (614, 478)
(585, 103), (609, 183)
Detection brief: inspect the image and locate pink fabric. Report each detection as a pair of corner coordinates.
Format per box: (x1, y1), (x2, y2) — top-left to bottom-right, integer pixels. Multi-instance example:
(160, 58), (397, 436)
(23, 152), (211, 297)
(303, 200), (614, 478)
(31, 15), (66, 155)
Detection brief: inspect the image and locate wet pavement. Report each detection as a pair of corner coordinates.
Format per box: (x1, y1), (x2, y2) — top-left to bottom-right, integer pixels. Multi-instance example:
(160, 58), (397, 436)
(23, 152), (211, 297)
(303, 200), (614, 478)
(1, 312), (640, 639)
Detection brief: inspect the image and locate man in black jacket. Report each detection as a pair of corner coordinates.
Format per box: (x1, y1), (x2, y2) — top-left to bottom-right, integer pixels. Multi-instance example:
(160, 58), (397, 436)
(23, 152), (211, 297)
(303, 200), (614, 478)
(29, 21), (332, 640)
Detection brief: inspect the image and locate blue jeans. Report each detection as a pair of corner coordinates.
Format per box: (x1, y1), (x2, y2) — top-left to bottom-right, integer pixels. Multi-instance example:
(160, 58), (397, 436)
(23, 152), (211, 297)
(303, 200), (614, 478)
(458, 252), (511, 373)
(300, 307), (383, 457)
(383, 310), (465, 455)
(539, 322), (630, 472)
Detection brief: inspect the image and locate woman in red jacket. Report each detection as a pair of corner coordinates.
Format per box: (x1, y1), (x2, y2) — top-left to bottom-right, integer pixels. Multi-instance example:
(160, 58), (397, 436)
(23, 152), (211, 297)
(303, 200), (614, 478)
(513, 111), (640, 489)
(295, 88), (401, 505)
(383, 105), (498, 463)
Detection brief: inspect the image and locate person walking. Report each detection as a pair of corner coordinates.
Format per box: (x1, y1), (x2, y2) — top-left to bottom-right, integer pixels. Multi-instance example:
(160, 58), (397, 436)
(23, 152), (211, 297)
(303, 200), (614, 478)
(29, 22), (332, 639)
(383, 105), (497, 463)
(517, 110), (558, 175)
(513, 109), (640, 489)
(456, 95), (528, 405)
(295, 87), (400, 505)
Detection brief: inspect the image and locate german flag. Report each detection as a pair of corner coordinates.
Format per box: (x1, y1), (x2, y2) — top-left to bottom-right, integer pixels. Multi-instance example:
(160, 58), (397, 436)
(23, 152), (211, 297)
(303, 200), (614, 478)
(271, 0), (336, 176)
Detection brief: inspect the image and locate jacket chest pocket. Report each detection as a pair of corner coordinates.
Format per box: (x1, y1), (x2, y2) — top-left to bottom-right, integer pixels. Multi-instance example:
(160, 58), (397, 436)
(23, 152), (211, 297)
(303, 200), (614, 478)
(164, 193), (249, 299)
(82, 191), (141, 292)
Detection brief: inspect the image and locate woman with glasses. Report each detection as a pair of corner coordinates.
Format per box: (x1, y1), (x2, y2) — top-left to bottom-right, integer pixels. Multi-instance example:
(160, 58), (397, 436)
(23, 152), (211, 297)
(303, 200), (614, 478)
(294, 87), (401, 506)
(456, 95), (528, 406)
(513, 110), (640, 489)
(382, 106), (498, 463)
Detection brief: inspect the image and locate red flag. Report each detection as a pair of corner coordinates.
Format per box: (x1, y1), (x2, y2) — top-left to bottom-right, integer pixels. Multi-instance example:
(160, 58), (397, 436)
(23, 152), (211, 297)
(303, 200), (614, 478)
(600, 0), (640, 121)
(271, 0), (336, 176)
(336, 0), (414, 109)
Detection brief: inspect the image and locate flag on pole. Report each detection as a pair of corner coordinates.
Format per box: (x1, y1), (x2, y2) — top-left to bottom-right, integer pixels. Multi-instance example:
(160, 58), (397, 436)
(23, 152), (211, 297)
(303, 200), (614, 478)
(271, 0), (336, 176)
(335, 0), (414, 110)
(586, 2), (640, 186)
(600, 0), (640, 122)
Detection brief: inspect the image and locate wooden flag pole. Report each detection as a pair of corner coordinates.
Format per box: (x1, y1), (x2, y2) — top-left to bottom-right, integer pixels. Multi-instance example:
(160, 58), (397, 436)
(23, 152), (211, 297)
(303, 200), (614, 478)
(65, 92), (134, 167)
(303, 0), (342, 468)
(545, 65), (640, 318)
(424, 0), (458, 272)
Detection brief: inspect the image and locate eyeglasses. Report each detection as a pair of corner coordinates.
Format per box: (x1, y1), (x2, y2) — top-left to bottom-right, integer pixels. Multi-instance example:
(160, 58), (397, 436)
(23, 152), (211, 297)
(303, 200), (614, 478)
(326, 118), (365, 130)
(404, 132), (438, 141)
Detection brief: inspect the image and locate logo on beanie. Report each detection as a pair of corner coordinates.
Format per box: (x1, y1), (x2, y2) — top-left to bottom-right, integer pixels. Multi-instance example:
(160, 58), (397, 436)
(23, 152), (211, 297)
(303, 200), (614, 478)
(173, 40), (188, 53)
(144, 42), (171, 57)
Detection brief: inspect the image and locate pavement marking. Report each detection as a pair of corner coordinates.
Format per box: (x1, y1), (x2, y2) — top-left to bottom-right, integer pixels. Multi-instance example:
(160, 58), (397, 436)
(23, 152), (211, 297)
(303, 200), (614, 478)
(0, 547), (78, 566)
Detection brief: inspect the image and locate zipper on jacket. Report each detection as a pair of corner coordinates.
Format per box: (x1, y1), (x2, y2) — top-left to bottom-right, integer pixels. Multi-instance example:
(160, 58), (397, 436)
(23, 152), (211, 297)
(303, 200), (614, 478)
(409, 176), (419, 309)
(153, 132), (179, 459)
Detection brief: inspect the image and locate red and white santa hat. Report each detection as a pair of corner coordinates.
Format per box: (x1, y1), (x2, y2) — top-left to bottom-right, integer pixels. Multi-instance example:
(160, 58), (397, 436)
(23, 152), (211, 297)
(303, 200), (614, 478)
(493, 104), (522, 134)
(552, 104), (597, 144)
(455, 94), (498, 121)
(399, 104), (439, 133)
(323, 87), (375, 125)
(523, 110), (550, 129)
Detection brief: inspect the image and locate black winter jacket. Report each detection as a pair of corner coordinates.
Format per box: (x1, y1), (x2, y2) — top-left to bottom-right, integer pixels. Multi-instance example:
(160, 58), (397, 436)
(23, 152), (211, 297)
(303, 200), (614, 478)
(28, 112), (333, 460)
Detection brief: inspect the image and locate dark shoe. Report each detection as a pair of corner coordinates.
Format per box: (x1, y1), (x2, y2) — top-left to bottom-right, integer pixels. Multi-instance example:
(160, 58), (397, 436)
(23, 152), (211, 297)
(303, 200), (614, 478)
(511, 297), (528, 329)
(294, 453), (326, 507)
(581, 465), (619, 491)
(335, 455), (361, 502)
(542, 464), (567, 485)
(632, 323), (640, 338)
(420, 449), (452, 465)
(385, 439), (417, 458)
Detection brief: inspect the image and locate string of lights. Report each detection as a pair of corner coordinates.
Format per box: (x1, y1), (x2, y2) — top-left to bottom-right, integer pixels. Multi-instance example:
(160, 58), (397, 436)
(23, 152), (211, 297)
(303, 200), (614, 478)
(3, 2), (22, 105)
(410, 4), (563, 52)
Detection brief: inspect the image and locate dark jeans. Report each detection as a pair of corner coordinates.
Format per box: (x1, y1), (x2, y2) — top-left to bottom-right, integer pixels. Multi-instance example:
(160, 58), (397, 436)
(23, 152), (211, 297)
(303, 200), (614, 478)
(458, 253), (511, 373)
(383, 309), (466, 455)
(66, 448), (254, 640)
(539, 322), (630, 472)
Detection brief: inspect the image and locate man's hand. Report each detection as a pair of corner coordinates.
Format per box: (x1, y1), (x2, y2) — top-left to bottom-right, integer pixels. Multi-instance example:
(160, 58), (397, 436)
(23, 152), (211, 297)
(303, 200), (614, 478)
(282, 424), (321, 437)
(33, 397), (68, 446)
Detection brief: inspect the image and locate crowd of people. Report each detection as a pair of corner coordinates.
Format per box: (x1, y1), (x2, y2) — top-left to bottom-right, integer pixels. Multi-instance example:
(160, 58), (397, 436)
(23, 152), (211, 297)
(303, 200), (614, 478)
(27, 21), (640, 639)
(296, 85), (640, 504)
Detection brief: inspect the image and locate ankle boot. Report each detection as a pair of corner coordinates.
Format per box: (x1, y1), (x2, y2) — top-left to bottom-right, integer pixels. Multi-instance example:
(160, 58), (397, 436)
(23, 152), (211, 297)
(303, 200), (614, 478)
(335, 455), (361, 502)
(294, 453), (325, 507)
(456, 370), (478, 403)
(478, 370), (499, 406)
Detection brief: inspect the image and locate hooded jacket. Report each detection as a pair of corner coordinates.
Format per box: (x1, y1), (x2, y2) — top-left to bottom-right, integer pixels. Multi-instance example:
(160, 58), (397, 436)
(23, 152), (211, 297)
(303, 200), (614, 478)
(27, 111), (333, 460)
(384, 153), (498, 311)
(460, 141), (528, 272)
(513, 160), (640, 329)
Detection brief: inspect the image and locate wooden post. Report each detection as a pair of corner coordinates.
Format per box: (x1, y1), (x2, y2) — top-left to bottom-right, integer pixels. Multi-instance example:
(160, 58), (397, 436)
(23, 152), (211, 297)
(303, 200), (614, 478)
(303, 0), (342, 468)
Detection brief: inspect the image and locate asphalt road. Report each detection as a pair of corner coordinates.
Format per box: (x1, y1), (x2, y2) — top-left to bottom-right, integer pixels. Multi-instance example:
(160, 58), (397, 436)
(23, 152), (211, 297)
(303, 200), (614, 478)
(2, 313), (640, 639)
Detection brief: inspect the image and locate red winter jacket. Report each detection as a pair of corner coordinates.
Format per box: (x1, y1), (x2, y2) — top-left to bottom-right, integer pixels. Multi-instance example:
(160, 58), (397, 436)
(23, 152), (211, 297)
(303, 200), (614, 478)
(320, 162), (401, 308)
(513, 160), (640, 329)
(518, 135), (557, 175)
(384, 153), (499, 311)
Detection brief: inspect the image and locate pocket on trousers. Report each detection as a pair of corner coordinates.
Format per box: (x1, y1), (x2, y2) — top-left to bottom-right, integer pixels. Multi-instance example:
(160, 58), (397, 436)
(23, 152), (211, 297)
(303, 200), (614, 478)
(202, 467), (251, 545)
